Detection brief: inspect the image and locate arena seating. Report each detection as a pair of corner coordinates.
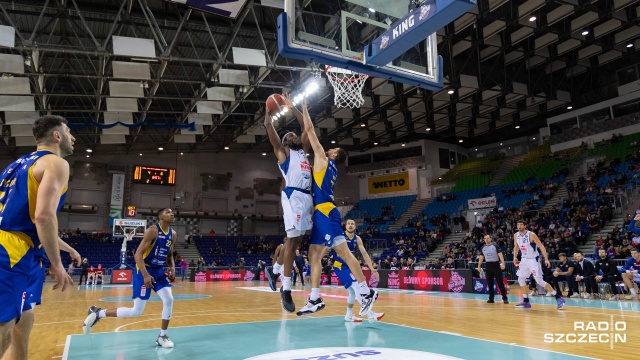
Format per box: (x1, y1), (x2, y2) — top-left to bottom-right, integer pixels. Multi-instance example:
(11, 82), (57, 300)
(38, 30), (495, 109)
(431, 155), (504, 186)
(345, 195), (417, 233)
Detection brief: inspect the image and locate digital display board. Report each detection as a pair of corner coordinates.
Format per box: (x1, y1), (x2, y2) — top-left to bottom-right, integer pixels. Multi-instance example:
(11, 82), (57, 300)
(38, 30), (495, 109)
(133, 166), (176, 186)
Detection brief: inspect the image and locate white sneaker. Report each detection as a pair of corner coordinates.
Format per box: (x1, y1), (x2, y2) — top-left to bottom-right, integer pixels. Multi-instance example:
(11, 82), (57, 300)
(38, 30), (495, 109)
(344, 314), (363, 323)
(624, 294), (638, 300)
(367, 312), (385, 323)
(608, 295), (618, 301)
(358, 289), (379, 316)
(156, 334), (174, 348)
(82, 306), (102, 335)
(583, 293), (591, 299)
(296, 297), (325, 316)
(545, 292), (553, 297)
(569, 294), (580, 298)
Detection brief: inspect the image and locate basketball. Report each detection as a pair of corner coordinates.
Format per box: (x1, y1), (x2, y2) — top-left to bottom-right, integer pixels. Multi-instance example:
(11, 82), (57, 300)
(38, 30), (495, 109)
(266, 94), (286, 115)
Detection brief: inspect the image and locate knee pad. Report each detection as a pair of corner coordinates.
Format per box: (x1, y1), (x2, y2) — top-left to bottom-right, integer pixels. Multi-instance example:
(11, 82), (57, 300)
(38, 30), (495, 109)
(518, 276), (527, 287)
(157, 288), (174, 320)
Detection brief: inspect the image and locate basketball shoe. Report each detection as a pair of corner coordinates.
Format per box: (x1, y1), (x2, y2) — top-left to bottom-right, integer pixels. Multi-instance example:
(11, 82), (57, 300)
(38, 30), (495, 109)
(344, 314), (363, 323)
(280, 287), (295, 312)
(83, 306), (102, 334)
(366, 312), (385, 323)
(266, 266), (278, 291)
(296, 297), (325, 316)
(156, 334), (174, 348)
(358, 289), (378, 316)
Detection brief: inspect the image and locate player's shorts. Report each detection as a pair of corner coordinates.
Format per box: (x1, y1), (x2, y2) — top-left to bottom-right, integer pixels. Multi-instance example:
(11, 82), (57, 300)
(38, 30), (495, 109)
(132, 265), (171, 300)
(23, 259), (45, 311)
(310, 204), (346, 247)
(332, 256), (355, 289)
(516, 258), (543, 279)
(633, 273), (640, 283)
(281, 187), (313, 238)
(0, 231), (34, 322)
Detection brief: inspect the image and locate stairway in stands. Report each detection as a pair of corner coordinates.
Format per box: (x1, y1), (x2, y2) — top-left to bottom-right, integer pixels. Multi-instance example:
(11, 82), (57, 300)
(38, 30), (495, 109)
(387, 198), (434, 233)
(422, 231), (468, 264)
(536, 174), (581, 215)
(176, 243), (203, 263)
(488, 153), (527, 186)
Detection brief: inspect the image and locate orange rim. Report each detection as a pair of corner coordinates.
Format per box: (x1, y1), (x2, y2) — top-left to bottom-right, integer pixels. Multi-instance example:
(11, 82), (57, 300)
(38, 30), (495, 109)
(325, 66), (369, 83)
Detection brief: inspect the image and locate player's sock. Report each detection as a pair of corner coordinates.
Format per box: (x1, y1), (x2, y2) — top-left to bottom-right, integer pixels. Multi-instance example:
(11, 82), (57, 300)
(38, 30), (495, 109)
(346, 307), (353, 317)
(160, 329), (167, 336)
(282, 276), (292, 291)
(358, 281), (370, 296)
(523, 295), (529, 303)
(310, 288), (320, 301)
(98, 309), (107, 319)
(631, 288), (637, 295)
(273, 263), (283, 275)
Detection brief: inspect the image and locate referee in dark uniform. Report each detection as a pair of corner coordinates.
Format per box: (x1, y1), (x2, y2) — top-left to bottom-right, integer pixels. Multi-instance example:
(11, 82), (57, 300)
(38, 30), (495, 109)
(477, 234), (509, 304)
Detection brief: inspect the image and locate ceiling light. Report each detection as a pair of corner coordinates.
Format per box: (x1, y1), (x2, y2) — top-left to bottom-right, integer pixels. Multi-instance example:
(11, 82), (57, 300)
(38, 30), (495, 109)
(567, 106), (573, 110)
(515, 125), (520, 129)
(475, 148), (478, 151)
(180, 152), (184, 155)
(271, 115), (278, 121)
(438, 177), (442, 180)
(401, 143), (406, 147)
(86, 154), (89, 158)
(360, 123), (366, 127)
(500, 143), (503, 146)
(331, 140), (336, 144)
(306, 82), (319, 94)
(448, 89), (454, 95)
(86, 149), (92, 153)
(458, 139), (463, 143)
(369, 8), (375, 12)
(581, 29), (589, 36)
(529, 16), (536, 22)
(158, 147), (164, 151)
(426, 127), (431, 131)
(262, 152), (267, 156)
(373, 142), (378, 145)
(627, 42), (634, 48)
(139, 153), (142, 156)
(533, 137), (536, 140)
(224, 146), (229, 150)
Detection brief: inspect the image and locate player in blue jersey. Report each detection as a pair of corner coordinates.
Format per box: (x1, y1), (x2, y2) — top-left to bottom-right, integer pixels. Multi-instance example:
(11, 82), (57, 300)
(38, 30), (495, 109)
(621, 248), (640, 300)
(295, 98), (378, 317)
(4, 240), (81, 360)
(0, 115), (75, 358)
(332, 219), (385, 322)
(83, 208), (177, 348)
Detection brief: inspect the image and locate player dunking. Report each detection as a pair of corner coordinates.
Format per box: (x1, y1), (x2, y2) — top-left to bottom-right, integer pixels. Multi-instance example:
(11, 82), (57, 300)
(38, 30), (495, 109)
(513, 219), (566, 310)
(0, 115), (75, 358)
(296, 97), (378, 316)
(264, 94), (313, 312)
(332, 219), (384, 322)
(83, 208), (177, 348)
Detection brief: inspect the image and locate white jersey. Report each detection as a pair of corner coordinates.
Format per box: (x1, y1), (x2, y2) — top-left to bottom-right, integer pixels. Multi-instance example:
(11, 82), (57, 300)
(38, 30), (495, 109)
(516, 230), (539, 260)
(278, 149), (312, 191)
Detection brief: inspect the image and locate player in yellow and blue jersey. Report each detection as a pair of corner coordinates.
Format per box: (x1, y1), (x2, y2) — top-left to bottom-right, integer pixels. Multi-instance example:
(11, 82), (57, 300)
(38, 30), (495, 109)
(295, 98), (379, 317)
(0, 115), (75, 358)
(83, 208), (177, 348)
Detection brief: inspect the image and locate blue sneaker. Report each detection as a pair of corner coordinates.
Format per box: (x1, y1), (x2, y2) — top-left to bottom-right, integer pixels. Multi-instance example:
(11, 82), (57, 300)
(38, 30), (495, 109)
(265, 266), (278, 291)
(515, 301), (531, 308)
(557, 297), (566, 310)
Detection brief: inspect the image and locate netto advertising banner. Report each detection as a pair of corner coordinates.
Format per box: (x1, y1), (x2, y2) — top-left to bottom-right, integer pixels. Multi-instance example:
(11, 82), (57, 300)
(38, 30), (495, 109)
(367, 173), (410, 194)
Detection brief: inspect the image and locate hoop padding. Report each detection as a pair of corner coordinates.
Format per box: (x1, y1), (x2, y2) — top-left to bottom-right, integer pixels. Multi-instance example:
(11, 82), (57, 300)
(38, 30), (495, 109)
(325, 66), (369, 108)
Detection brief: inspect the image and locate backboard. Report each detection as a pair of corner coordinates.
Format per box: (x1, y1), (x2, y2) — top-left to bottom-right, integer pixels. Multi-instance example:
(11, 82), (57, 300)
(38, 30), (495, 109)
(279, 0), (477, 91)
(112, 219), (147, 239)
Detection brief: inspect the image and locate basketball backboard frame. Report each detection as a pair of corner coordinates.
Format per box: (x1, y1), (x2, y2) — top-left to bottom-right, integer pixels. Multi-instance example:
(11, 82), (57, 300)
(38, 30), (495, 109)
(112, 219), (147, 239)
(278, 0), (475, 91)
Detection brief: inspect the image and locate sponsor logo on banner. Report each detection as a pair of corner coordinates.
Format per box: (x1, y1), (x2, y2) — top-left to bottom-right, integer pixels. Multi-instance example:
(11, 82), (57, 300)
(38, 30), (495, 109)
(245, 347), (463, 360)
(419, 4), (432, 20)
(367, 173), (410, 194)
(244, 271), (255, 281)
(468, 196), (496, 209)
(205, 270), (247, 281)
(373, 0), (437, 52)
(388, 271), (399, 289)
(112, 270), (132, 283)
(448, 271), (466, 293)
(380, 36), (390, 49)
(194, 272), (207, 282)
(109, 174), (125, 226)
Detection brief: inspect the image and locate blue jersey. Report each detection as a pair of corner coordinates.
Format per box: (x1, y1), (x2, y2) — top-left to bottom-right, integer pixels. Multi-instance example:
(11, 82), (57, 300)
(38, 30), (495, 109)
(332, 233), (357, 259)
(142, 224), (174, 268)
(312, 158), (337, 209)
(0, 150), (67, 248)
(622, 257), (640, 272)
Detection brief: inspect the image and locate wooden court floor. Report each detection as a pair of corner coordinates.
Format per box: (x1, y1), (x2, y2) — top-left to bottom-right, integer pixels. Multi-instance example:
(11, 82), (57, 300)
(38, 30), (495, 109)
(18, 280), (640, 359)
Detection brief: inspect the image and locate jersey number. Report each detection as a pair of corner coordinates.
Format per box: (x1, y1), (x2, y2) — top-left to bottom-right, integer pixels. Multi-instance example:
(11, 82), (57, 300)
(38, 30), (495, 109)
(166, 240), (172, 248)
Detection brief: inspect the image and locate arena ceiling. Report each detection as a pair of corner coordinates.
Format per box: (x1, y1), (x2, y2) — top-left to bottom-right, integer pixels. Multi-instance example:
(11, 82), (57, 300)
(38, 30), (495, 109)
(0, 0), (638, 157)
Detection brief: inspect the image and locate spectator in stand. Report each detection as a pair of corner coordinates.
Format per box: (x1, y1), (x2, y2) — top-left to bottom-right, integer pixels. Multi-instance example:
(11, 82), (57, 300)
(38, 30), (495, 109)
(389, 257), (400, 269)
(573, 251), (597, 299)
(180, 258), (188, 281)
(197, 257), (206, 272)
(595, 248), (623, 301)
(209, 229), (215, 236)
(443, 257), (455, 270)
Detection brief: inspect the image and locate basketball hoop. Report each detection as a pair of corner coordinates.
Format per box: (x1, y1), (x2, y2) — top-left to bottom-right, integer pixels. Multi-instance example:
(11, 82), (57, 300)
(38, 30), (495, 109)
(325, 66), (369, 108)
(124, 227), (136, 241)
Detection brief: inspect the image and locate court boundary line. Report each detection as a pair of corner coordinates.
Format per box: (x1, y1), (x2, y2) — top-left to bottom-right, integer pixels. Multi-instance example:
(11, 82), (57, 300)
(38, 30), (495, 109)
(62, 335), (71, 360)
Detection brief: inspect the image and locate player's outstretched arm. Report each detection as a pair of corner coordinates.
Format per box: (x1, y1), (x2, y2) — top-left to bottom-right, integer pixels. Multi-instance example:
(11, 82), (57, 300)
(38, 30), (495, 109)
(264, 111), (287, 163)
(356, 236), (377, 276)
(301, 97), (326, 164)
(283, 93), (310, 153)
(58, 237), (82, 266)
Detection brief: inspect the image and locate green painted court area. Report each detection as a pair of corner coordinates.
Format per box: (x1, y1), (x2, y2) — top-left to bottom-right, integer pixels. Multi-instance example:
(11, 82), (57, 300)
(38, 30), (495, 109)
(65, 316), (593, 360)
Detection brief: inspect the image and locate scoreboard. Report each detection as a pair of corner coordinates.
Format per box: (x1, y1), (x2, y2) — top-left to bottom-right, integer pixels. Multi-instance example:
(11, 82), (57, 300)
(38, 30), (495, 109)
(133, 166), (176, 186)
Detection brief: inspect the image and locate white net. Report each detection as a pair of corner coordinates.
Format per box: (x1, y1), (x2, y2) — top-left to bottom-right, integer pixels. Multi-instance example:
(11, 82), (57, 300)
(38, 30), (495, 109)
(325, 66), (369, 108)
